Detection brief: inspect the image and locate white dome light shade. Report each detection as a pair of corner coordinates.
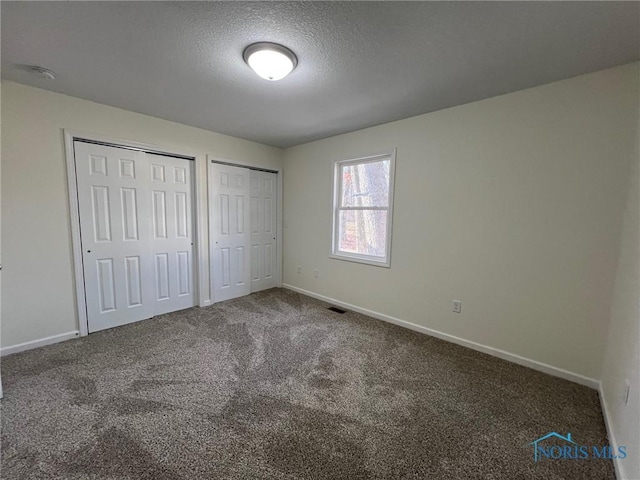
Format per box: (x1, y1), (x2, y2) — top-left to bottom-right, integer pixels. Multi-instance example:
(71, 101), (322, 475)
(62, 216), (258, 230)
(243, 42), (298, 81)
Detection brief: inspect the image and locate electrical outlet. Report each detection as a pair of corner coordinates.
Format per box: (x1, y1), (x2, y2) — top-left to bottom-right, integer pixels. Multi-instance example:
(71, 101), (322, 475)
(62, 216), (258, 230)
(452, 300), (462, 313)
(296, 265), (302, 274)
(313, 269), (319, 278)
(624, 380), (630, 405)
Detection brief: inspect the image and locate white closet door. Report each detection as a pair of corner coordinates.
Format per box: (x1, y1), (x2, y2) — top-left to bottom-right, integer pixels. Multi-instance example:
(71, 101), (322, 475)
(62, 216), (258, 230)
(250, 171), (278, 292)
(147, 153), (195, 315)
(75, 142), (154, 332)
(75, 142), (196, 333)
(210, 163), (250, 302)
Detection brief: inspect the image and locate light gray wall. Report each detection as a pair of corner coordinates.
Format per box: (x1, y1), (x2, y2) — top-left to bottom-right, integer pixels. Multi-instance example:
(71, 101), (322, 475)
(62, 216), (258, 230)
(283, 63), (639, 382)
(1, 81), (282, 348)
(601, 127), (639, 480)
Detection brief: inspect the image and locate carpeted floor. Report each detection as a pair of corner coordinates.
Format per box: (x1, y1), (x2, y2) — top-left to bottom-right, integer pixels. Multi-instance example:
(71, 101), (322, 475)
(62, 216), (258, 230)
(1, 288), (614, 479)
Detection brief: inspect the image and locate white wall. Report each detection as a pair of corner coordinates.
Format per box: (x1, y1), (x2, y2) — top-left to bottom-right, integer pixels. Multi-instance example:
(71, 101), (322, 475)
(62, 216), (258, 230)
(283, 63), (639, 382)
(1, 81), (282, 349)
(600, 130), (639, 479)
(0, 80), (4, 395)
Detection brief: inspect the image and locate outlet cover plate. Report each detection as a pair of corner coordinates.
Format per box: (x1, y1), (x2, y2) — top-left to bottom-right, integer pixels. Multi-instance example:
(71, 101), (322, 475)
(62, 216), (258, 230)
(452, 300), (462, 313)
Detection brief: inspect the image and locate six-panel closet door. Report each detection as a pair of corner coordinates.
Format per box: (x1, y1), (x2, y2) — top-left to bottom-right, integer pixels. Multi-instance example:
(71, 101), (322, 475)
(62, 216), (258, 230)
(76, 143), (278, 331)
(75, 141), (195, 333)
(250, 170), (278, 293)
(147, 153), (196, 315)
(209, 163), (278, 303)
(209, 163), (251, 302)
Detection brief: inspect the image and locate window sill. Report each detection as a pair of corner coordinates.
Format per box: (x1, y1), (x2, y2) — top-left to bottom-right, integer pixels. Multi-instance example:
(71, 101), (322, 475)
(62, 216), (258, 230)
(330, 252), (391, 268)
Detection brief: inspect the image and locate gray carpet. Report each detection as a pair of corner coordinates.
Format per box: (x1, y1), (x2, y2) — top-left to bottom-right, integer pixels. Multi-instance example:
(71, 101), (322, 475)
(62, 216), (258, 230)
(1, 288), (614, 479)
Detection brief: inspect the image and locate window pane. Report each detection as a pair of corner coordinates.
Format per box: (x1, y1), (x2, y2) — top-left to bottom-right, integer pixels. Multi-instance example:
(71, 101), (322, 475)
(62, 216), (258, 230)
(338, 209), (387, 258)
(341, 159), (390, 207)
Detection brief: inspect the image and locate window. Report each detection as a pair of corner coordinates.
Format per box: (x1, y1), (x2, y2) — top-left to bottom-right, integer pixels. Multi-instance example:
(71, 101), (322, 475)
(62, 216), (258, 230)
(331, 150), (396, 267)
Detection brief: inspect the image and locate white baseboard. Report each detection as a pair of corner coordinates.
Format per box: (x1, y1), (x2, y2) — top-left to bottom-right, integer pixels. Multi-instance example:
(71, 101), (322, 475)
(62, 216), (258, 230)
(598, 384), (623, 480)
(0, 331), (80, 357)
(283, 284), (599, 390)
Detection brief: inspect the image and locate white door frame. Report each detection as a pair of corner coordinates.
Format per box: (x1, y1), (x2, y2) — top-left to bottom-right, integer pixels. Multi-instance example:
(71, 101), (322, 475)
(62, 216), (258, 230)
(64, 130), (207, 337)
(207, 155), (283, 303)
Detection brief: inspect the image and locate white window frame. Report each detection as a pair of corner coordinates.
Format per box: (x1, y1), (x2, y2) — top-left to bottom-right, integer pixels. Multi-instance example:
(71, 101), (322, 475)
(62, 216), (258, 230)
(331, 149), (396, 268)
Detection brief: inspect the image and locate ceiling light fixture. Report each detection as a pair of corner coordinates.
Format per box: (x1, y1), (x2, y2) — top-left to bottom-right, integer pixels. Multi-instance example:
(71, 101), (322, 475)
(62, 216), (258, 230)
(243, 42), (297, 81)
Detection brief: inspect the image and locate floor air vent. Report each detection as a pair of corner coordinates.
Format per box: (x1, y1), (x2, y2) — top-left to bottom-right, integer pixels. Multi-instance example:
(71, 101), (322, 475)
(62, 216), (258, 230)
(328, 306), (347, 314)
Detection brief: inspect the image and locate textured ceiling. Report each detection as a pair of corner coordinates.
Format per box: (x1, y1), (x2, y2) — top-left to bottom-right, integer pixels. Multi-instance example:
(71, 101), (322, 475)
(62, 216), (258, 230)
(2, 2), (638, 148)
